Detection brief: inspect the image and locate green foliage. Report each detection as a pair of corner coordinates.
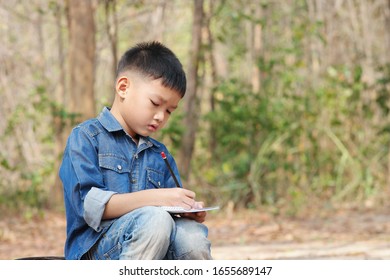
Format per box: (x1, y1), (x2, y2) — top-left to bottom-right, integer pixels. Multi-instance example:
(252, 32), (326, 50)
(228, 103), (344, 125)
(185, 0), (390, 216)
(157, 110), (185, 156)
(1, 0), (389, 216)
(0, 165), (51, 210)
(197, 61), (390, 215)
(376, 63), (390, 116)
(0, 83), (76, 211)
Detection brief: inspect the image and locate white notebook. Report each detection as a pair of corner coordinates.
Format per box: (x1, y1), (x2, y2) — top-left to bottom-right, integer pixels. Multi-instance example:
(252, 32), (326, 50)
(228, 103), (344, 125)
(160, 206), (220, 214)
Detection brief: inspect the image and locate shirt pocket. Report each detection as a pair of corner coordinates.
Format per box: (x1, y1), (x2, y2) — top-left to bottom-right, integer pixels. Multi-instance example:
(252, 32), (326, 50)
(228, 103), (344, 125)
(99, 154), (130, 193)
(146, 168), (165, 189)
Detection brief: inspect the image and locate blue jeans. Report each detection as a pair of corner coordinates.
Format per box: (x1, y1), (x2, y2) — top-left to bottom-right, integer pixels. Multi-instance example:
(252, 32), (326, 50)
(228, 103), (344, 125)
(85, 206), (212, 260)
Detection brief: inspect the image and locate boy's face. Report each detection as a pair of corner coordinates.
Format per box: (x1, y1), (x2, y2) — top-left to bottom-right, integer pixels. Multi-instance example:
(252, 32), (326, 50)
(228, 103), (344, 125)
(111, 73), (182, 139)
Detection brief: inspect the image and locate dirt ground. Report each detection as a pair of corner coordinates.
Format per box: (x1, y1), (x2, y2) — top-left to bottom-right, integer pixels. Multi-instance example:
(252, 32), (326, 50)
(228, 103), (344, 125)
(1, 207), (390, 260)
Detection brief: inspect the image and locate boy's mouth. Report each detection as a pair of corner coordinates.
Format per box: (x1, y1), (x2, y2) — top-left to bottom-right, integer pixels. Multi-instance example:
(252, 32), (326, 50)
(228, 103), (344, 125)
(148, 124), (158, 132)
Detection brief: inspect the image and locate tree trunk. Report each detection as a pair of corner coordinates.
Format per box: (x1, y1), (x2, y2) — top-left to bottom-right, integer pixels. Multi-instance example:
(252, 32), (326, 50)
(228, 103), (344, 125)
(150, 0), (167, 41)
(66, 0), (96, 122)
(250, 3), (262, 93)
(204, 0), (218, 161)
(104, 0), (118, 93)
(50, 0), (67, 209)
(386, 0), (390, 61)
(387, 0), (390, 188)
(178, 0), (204, 180)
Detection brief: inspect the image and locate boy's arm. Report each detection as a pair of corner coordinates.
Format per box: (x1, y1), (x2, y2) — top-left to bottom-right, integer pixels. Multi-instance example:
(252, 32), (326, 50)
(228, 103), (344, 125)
(60, 127), (115, 232)
(102, 187), (196, 220)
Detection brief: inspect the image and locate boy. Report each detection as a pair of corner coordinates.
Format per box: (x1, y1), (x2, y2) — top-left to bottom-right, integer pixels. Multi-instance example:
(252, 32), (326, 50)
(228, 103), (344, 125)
(59, 41), (212, 260)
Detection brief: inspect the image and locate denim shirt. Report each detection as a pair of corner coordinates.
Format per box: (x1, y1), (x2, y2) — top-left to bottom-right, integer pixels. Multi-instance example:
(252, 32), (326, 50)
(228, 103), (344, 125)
(59, 107), (182, 260)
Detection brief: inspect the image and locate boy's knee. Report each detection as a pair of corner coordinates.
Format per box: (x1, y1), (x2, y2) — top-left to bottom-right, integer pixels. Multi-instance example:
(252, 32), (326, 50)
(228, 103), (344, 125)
(173, 220), (212, 260)
(138, 207), (175, 239)
(118, 207), (175, 259)
(186, 229), (212, 259)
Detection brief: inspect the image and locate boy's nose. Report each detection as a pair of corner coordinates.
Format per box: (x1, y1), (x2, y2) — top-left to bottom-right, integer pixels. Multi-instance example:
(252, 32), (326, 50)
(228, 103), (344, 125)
(154, 111), (164, 123)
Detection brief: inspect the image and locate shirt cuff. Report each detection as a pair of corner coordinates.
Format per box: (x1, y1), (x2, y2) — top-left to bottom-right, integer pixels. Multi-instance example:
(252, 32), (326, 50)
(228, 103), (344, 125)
(84, 187), (116, 232)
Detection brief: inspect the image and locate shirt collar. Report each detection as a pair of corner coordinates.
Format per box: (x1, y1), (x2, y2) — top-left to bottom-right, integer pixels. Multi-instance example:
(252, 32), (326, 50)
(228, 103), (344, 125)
(97, 107), (159, 148)
(97, 107), (125, 133)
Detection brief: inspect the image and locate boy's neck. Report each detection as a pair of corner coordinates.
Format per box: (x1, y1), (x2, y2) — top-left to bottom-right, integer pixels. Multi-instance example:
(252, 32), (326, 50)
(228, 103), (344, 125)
(131, 134), (139, 146)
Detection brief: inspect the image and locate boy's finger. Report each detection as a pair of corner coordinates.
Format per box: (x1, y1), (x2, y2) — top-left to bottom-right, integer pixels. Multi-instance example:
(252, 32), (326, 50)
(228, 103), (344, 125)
(183, 189), (196, 198)
(194, 201), (204, 209)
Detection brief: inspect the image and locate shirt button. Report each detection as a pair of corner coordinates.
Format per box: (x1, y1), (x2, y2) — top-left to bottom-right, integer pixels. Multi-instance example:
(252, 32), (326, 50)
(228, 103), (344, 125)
(117, 165), (122, 170)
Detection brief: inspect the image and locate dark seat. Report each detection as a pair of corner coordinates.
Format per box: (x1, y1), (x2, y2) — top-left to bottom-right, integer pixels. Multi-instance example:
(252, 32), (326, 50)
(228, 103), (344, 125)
(16, 256), (65, 260)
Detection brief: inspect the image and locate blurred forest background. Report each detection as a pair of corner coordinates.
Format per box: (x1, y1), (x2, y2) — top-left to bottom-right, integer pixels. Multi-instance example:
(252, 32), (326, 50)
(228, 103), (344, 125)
(0, 0), (389, 218)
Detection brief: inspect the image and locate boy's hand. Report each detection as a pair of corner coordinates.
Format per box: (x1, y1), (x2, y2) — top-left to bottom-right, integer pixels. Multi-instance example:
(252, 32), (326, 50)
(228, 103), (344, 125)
(180, 201), (207, 223)
(180, 211), (207, 223)
(159, 188), (196, 209)
(156, 189), (207, 223)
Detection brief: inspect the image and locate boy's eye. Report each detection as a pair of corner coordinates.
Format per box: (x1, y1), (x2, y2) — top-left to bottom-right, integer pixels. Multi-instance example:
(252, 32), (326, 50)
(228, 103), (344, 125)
(150, 100), (159, 106)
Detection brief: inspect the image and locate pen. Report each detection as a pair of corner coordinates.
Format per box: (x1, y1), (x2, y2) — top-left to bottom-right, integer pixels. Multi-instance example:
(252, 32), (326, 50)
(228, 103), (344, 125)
(160, 151), (181, 188)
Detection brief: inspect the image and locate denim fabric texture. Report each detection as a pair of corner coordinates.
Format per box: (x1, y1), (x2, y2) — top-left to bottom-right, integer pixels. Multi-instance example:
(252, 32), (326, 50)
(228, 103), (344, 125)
(87, 206), (211, 260)
(59, 107), (211, 260)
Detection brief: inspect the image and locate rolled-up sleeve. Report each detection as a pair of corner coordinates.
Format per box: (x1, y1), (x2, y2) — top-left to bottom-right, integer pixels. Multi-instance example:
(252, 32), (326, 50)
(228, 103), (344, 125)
(84, 187), (116, 231)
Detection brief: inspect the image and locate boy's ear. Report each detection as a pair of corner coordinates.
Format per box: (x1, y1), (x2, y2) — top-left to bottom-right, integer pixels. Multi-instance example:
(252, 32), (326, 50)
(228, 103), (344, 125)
(116, 76), (129, 97)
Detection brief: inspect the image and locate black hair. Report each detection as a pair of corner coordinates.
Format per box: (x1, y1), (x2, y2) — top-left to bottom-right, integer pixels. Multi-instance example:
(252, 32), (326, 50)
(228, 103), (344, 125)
(116, 41), (187, 97)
